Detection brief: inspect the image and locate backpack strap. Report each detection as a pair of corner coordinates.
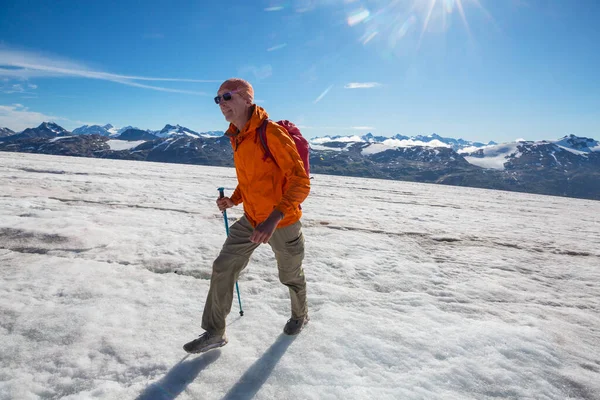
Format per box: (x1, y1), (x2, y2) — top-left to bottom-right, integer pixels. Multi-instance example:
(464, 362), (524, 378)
(257, 118), (276, 163)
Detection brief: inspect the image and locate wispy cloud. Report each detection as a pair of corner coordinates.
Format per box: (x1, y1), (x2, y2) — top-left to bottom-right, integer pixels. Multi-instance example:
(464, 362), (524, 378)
(267, 44), (287, 52)
(1, 81), (39, 94)
(344, 82), (381, 89)
(0, 104), (58, 131)
(265, 6), (283, 11)
(0, 104), (96, 131)
(1, 83), (24, 94)
(351, 126), (375, 130)
(0, 48), (219, 95)
(313, 85), (334, 104)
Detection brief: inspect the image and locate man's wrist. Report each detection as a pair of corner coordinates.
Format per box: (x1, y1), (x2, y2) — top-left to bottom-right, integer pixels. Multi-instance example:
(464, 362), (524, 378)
(272, 209), (284, 220)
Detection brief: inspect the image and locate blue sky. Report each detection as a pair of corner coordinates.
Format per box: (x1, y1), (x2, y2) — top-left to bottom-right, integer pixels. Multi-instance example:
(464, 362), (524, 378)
(0, 0), (598, 143)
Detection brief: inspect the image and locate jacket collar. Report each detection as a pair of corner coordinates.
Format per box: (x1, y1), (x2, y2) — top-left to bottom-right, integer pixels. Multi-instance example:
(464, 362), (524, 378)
(225, 105), (269, 139)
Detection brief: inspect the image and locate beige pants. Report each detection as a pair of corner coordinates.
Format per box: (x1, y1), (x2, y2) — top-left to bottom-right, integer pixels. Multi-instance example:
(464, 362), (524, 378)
(201, 215), (307, 336)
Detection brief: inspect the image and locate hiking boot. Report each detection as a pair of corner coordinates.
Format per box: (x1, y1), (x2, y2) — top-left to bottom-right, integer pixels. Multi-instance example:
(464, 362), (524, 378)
(283, 315), (309, 335)
(183, 332), (228, 354)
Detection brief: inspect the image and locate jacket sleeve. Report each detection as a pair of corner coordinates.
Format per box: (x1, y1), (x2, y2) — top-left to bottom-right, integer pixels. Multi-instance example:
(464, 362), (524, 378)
(266, 123), (310, 216)
(230, 185), (243, 205)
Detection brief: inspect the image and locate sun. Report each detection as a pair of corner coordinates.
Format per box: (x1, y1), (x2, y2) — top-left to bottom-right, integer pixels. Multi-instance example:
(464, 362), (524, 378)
(419, 0), (486, 41)
(347, 0), (492, 51)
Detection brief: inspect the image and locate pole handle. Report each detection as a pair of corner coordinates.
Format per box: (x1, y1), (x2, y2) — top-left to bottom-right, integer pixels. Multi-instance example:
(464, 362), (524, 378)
(218, 187), (225, 199)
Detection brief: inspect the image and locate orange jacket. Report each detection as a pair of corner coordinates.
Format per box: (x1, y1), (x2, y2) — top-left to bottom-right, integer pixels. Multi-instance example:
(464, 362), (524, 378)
(226, 105), (310, 228)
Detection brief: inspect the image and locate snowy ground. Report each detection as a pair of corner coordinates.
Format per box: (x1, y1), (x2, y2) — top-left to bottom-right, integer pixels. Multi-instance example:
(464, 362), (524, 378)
(1, 152), (599, 400)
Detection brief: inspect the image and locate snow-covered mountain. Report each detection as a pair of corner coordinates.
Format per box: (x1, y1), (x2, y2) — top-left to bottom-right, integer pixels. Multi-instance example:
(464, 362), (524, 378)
(72, 124), (135, 137)
(152, 124), (224, 139)
(553, 134), (600, 153)
(2, 122), (598, 200)
(116, 128), (159, 141)
(310, 133), (496, 152)
(310, 132), (599, 172)
(113, 125), (138, 136)
(0, 122), (69, 142)
(72, 124), (116, 136)
(35, 122), (68, 136)
(460, 135), (600, 171)
(0, 127), (15, 138)
(412, 133), (495, 149)
(153, 124), (202, 139)
(70, 123), (224, 139)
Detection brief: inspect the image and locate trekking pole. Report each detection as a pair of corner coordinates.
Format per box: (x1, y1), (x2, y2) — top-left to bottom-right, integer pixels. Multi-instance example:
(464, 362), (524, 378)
(218, 187), (244, 316)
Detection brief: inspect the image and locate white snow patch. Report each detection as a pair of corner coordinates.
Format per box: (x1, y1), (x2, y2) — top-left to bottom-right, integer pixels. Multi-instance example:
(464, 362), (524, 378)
(382, 138), (451, 148)
(48, 136), (74, 143)
(106, 140), (146, 151)
(311, 135), (363, 144)
(463, 143), (520, 170)
(310, 144), (345, 152)
(107, 127), (120, 136)
(457, 145), (485, 154)
(554, 145), (588, 156)
(361, 143), (395, 155)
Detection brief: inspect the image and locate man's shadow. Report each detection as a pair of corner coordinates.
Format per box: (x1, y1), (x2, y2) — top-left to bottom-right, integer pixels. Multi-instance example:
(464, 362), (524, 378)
(136, 350), (221, 400)
(222, 334), (297, 400)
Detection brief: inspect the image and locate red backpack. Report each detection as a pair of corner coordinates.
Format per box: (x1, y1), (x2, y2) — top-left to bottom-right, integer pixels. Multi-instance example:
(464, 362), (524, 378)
(257, 119), (310, 176)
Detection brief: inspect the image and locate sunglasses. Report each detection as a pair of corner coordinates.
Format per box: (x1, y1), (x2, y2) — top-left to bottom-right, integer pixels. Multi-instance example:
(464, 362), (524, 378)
(214, 91), (238, 105)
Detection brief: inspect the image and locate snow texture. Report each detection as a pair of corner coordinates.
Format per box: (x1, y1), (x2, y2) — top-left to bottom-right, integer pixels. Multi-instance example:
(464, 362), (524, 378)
(1, 152), (599, 400)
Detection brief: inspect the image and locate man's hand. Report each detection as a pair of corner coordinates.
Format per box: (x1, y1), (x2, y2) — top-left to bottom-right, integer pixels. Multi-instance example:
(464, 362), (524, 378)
(250, 210), (284, 244)
(216, 197), (234, 212)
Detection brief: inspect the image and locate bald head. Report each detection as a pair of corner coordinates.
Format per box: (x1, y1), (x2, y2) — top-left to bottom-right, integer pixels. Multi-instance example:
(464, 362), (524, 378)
(219, 78), (254, 105)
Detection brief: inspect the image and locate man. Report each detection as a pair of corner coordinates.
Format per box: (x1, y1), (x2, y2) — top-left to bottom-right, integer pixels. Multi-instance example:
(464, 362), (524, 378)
(184, 78), (311, 353)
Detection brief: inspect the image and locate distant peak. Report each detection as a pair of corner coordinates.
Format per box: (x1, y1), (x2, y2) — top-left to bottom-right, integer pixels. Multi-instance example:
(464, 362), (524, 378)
(162, 124), (178, 131)
(38, 122), (65, 131)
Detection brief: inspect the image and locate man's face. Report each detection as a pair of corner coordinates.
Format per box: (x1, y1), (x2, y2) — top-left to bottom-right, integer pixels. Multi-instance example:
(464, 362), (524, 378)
(216, 89), (251, 123)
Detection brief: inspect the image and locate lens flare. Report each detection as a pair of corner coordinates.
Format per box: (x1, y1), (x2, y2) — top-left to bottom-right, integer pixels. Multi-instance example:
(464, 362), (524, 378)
(361, 31), (378, 45)
(347, 0), (492, 53)
(419, 0), (438, 45)
(398, 15), (417, 38)
(347, 9), (370, 26)
(455, 0), (472, 37)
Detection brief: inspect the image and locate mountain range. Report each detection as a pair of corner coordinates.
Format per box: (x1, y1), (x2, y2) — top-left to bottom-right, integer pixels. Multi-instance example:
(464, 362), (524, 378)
(1, 122), (598, 200)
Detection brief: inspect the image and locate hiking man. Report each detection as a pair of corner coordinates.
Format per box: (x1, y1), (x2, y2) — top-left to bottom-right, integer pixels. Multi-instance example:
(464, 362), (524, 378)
(184, 78), (311, 353)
